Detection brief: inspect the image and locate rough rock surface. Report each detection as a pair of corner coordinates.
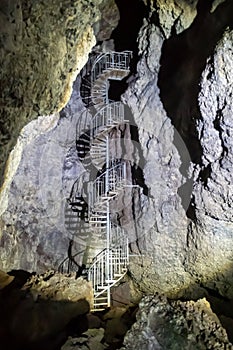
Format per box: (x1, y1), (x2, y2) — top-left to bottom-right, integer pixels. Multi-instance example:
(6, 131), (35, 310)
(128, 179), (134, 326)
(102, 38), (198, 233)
(123, 18), (193, 297)
(0, 269), (14, 289)
(0, 80), (88, 272)
(156, 0), (198, 37)
(122, 3), (233, 301)
(61, 329), (106, 350)
(121, 295), (233, 350)
(61, 305), (138, 349)
(0, 0), (118, 186)
(184, 29), (233, 298)
(0, 269), (92, 349)
(22, 269), (93, 305)
(1, 0), (233, 308)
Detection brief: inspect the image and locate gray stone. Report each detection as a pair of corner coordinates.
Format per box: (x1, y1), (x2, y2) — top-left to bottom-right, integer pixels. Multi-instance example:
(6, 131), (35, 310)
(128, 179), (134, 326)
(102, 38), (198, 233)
(121, 295), (233, 350)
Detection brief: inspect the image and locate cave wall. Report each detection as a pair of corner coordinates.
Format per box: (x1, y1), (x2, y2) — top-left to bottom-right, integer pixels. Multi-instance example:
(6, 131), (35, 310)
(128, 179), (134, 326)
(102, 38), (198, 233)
(0, 0), (119, 270)
(0, 82), (84, 271)
(0, 0), (119, 186)
(1, 0), (233, 301)
(124, 0), (233, 299)
(184, 29), (233, 298)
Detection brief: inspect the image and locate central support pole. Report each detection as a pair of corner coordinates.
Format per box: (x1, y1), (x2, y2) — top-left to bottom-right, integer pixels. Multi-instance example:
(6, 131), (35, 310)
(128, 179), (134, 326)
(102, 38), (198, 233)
(105, 135), (109, 194)
(106, 134), (111, 307)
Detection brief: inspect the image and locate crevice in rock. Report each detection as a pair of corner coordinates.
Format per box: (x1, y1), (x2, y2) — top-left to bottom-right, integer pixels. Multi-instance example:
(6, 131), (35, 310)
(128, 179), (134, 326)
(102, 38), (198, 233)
(110, 0), (148, 73)
(200, 284), (233, 343)
(108, 78), (128, 102)
(158, 0), (233, 166)
(199, 164), (212, 187)
(214, 106), (228, 159)
(129, 124), (149, 196)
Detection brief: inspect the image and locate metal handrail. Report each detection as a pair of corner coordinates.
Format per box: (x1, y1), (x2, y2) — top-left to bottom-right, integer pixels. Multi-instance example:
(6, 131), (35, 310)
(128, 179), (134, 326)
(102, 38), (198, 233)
(91, 51), (132, 84)
(110, 223), (128, 247)
(58, 249), (86, 274)
(88, 161), (127, 209)
(76, 109), (92, 140)
(68, 173), (88, 203)
(87, 244), (129, 303)
(90, 102), (125, 140)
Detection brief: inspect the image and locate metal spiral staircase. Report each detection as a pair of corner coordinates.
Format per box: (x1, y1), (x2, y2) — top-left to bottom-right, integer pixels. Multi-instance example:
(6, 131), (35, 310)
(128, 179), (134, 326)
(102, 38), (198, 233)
(62, 51), (133, 310)
(90, 51), (132, 110)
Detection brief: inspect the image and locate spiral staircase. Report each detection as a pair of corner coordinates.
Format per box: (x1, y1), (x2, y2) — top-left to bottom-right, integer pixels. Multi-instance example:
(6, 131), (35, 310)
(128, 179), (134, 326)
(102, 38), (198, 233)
(61, 51), (133, 310)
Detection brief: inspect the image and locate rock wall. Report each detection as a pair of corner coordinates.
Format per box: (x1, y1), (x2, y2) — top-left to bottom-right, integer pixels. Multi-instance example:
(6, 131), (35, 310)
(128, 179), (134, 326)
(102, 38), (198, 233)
(122, 0), (233, 300)
(184, 29), (233, 298)
(0, 0), (118, 186)
(123, 18), (193, 297)
(0, 269), (92, 349)
(0, 0), (119, 271)
(0, 80), (88, 272)
(1, 0), (233, 305)
(121, 295), (233, 349)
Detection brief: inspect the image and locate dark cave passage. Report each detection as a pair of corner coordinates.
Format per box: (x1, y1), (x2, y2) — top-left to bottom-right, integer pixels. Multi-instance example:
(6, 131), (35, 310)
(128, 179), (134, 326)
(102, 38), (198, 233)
(158, 0), (233, 165)
(108, 78), (128, 102)
(111, 0), (148, 73)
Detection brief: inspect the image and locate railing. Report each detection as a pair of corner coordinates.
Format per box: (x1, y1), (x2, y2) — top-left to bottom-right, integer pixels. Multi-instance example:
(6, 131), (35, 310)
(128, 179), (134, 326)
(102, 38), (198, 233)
(90, 102), (125, 140)
(87, 245), (129, 302)
(110, 223), (128, 247)
(91, 51), (132, 84)
(88, 161), (127, 209)
(76, 109), (92, 140)
(58, 250), (85, 274)
(60, 51), (133, 310)
(68, 174), (89, 204)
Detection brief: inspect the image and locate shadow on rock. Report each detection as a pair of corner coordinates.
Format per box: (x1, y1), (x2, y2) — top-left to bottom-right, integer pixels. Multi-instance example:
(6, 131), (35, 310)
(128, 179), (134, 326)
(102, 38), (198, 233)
(0, 270), (90, 350)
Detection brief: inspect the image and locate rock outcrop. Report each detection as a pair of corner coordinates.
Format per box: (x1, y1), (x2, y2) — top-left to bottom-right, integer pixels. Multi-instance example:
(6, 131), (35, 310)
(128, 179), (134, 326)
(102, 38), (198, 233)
(184, 28), (233, 298)
(0, 269), (92, 350)
(0, 0), (119, 272)
(0, 0), (119, 186)
(121, 295), (233, 350)
(22, 269), (93, 305)
(122, 0), (233, 301)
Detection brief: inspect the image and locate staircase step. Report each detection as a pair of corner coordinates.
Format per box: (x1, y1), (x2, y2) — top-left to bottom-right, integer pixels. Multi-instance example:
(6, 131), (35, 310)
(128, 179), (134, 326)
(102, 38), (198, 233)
(93, 297), (108, 301)
(90, 152), (106, 157)
(92, 305), (107, 308)
(105, 279), (121, 283)
(91, 146), (106, 150)
(89, 217), (107, 221)
(91, 144), (106, 148)
(93, 301), (108, 305)
(89, 216), (107, 219)
(93, 97), (104, 103)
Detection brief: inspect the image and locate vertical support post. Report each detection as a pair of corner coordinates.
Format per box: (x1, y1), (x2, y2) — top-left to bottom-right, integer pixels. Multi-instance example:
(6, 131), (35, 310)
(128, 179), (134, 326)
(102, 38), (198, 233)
(123, 161), (127, 183)
(106, 200), (111, 307)
(105, 135), (109, 194)
(126, 237), (129, 265)
(106, 80), (109, 105)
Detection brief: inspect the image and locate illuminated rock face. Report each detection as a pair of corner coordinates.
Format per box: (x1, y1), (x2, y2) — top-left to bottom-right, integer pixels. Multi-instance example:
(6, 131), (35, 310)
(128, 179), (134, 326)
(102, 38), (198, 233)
(0, 0), (119, 185)
(121, 295), (232, 349)
(1, 0), (233, 304)
(117, 0), (233, 299)
(184, 29), (233, 298)
(124, 2), (233, 298)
